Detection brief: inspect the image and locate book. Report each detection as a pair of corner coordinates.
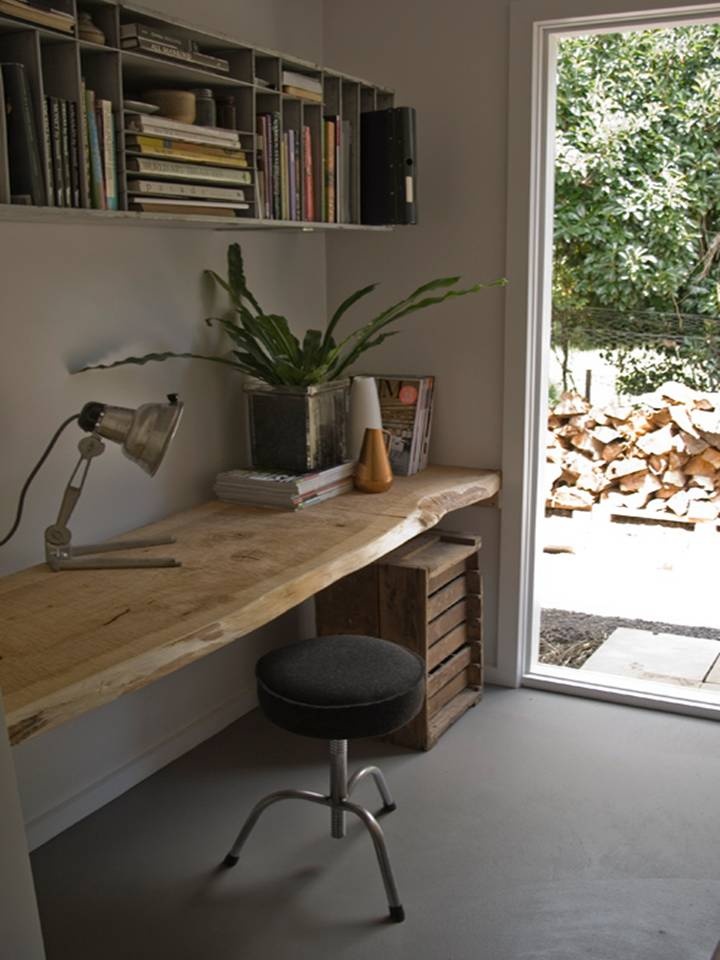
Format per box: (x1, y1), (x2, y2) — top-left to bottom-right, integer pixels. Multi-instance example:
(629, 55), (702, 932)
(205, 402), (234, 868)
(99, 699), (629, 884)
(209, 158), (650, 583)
(125, 113), (241, 148)
(281, 70), (322, 95)
(130, 200), (238, 217)
(98, 98), (116, 210)
(341, 119), (352, 223)
(59, 98), (71, 206)
(120, 36), (230, 74)
(40, 97), (53, 206)
(280, 131), (288, 220)
(281, 85), (322, 103)
(79, 80), (90, 205)
(375, 376), (433, 476)
(47, 96), (63, 206)
(302, 125), (314, 220)
(120, 22), (186, 48)
(0, 0), (74, 32)
(126, 156), (252, 185)
(1, 63), (45, 205)
(324, 118), (335, 222)
(418, 377), (435, 470)
(68, 100), (80, 207)
(287, 128), (296, 220)
(127, 178), (246, 202)
(85, 87), (106, 209)
(129, 195), (249, 212)
(0, 72), (9, 204)
(125, 134), (249, 168)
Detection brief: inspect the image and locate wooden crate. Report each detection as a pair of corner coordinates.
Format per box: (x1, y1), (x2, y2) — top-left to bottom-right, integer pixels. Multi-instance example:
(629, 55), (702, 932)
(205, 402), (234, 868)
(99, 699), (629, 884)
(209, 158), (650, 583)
(315, 530), (483, 750)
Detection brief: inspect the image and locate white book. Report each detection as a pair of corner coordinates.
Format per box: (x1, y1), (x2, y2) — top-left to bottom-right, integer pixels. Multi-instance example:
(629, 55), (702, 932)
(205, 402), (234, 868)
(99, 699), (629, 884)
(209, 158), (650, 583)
(130, 196), (249, 210)
(281, 70), (322, 94)
(127, 156), (252, 185)
(126, 114), (240, 147)
(99, 99), (117, 211)
(128, 179), (246, 201)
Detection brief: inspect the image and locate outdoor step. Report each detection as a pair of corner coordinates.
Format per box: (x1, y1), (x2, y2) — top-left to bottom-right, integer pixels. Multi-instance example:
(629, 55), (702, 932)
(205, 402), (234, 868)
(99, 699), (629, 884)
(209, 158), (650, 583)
(581, 627), (720, 687)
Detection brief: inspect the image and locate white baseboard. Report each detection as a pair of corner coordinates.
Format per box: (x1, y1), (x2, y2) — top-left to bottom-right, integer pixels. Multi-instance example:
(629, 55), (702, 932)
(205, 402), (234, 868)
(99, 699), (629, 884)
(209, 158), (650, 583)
(24, 683), (258, 851)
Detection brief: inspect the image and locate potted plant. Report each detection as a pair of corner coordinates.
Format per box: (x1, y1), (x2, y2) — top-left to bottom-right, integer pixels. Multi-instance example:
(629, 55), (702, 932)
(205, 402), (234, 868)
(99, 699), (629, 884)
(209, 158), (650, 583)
(80, 244), (504, 472)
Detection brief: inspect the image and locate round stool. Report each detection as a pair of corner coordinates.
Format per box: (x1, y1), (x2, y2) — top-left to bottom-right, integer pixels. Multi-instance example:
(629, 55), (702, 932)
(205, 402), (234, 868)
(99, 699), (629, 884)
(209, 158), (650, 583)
(222, 635), (424, 923)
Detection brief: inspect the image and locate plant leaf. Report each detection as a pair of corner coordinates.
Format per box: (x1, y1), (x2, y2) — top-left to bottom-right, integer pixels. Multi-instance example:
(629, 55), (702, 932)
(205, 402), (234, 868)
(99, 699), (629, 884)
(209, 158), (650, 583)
(323, 283), (378, 348)
(227, 243), (263, 315)
(75, 352), (243, 372)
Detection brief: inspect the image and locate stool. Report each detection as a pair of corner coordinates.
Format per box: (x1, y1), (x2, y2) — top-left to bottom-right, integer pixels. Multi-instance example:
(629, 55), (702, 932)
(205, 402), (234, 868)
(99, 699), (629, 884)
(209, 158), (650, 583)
(222, 634), (425, 922)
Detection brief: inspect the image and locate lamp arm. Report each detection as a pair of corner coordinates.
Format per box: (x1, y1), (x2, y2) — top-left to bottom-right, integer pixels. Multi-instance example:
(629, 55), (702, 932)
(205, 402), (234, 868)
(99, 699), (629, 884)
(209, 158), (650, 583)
(46, 436), (105, 550)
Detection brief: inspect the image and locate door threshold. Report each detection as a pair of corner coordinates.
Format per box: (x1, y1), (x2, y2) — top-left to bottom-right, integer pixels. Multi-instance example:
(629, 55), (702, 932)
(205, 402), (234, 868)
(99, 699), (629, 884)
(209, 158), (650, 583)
(523, 663), (720, 721)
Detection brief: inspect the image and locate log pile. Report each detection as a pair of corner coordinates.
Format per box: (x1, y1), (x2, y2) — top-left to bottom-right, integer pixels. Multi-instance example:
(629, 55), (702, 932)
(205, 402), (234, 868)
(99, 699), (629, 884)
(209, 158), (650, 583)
(546, 381), (720, 522)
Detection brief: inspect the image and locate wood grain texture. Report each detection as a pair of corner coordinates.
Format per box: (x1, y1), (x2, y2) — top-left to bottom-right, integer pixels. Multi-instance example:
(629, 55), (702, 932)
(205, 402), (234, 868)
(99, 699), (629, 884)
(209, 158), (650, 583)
(0, 466), (500, 745)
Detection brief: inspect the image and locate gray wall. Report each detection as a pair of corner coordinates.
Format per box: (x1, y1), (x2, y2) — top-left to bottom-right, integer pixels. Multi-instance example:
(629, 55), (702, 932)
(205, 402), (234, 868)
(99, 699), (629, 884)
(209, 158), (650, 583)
(323, 0), (509, 670)
(1, 0), (326, 846)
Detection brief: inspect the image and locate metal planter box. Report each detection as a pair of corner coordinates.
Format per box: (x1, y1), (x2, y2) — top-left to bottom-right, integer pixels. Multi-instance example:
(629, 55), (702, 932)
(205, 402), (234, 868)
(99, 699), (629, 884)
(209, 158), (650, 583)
(245, 379), (350, 473)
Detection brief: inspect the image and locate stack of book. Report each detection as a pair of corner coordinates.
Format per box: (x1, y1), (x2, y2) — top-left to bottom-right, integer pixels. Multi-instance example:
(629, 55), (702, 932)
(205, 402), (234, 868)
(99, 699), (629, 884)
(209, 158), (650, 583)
(281, 70), (322, 103)
(257, 113), (316, 221)
(323, 115), (351, 223)
(214, 462), (354, 510)
(125, 113), (251, 217)
(376, 375), (435, 476)
(0, 0), (74, 33)
(120, 22), (230, 74)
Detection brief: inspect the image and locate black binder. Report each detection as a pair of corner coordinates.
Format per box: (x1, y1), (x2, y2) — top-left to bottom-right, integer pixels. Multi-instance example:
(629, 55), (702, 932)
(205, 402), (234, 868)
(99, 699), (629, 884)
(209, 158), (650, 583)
(1, 62), (45, 205)
(360, 107), (417, 225)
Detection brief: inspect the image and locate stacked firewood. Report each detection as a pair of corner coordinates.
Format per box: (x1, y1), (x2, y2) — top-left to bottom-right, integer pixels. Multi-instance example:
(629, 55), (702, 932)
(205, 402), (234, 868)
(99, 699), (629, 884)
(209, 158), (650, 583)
(547, 381), (720, 521)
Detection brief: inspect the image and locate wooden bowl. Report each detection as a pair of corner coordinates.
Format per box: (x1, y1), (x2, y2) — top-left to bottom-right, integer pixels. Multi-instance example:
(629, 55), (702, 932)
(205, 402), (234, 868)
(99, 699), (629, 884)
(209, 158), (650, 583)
(142, 89), (196, 124)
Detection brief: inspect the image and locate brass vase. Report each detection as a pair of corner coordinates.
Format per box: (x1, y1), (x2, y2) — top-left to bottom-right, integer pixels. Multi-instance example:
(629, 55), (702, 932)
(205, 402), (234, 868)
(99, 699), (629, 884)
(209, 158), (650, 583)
(354, 428), (393, 493)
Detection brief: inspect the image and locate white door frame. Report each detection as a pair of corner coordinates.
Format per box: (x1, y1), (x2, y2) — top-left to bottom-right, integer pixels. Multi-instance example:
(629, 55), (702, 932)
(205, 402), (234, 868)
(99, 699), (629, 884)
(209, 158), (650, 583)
(497, 0), (720, 720)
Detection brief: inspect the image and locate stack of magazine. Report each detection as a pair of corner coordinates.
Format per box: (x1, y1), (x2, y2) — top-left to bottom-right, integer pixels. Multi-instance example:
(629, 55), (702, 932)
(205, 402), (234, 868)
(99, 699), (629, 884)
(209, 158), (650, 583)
(214, 462), (354, 510)
(375, 374), (435, 476)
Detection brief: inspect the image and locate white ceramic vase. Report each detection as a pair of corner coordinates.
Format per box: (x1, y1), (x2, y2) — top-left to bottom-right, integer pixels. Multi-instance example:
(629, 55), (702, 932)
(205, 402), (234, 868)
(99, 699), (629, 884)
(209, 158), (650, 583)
(348, 376), (382, 461)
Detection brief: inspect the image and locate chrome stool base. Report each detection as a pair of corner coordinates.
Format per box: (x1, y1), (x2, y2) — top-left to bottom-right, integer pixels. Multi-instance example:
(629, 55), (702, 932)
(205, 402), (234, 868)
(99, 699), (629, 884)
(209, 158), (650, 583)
(222, 739), (405, 922)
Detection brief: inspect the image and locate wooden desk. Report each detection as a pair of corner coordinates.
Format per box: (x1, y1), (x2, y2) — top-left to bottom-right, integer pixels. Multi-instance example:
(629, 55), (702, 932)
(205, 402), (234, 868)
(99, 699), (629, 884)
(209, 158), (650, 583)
(0, 466), (500, 746)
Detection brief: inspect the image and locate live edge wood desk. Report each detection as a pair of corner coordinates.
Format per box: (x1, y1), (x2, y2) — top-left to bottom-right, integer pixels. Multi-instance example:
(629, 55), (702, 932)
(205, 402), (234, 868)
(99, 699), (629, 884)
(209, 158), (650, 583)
(0, 466), (500, 748)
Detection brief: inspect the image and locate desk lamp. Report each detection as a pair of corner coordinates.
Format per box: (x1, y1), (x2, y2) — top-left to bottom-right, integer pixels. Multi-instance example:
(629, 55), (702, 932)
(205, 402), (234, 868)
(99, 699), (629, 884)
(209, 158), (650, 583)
(1, 395), (183, 571)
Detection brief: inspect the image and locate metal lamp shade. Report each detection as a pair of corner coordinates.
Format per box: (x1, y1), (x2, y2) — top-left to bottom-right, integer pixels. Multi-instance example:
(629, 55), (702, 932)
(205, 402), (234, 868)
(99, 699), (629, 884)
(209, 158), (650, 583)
(96, 400), (184, 476)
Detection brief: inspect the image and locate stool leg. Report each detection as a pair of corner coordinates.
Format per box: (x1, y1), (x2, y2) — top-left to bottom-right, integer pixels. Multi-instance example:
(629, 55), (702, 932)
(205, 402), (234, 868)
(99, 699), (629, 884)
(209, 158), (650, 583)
(341, 798), (405, 922)
(329, 739), (348, 839)
(222, 788), (326, 867)
(347, 765), (396, 814)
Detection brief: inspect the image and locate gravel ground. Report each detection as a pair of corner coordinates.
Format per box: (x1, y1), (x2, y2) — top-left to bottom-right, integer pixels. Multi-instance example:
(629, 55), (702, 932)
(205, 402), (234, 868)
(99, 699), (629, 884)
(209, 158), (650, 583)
(539, 608), (720, 668)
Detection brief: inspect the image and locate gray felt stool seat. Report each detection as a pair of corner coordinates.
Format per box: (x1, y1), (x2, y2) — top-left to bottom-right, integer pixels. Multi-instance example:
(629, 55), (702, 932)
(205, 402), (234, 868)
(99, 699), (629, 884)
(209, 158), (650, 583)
(222, 635), (425, 923)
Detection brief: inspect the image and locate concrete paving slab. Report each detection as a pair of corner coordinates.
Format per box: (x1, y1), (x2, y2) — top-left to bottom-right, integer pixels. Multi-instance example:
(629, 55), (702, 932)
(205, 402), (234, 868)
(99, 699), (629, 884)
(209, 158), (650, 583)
(581, 627), (720, 686)
(705, 655), (720, 685)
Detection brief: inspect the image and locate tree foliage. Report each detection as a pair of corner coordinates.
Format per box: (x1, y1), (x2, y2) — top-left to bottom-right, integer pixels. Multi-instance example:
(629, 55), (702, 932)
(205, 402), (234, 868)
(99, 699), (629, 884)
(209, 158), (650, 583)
(553, 27), (720, 392)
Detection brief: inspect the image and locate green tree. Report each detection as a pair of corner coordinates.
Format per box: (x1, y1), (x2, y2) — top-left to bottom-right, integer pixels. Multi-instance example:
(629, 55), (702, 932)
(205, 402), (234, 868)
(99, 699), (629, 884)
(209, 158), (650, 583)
(553, 27), (720, 391)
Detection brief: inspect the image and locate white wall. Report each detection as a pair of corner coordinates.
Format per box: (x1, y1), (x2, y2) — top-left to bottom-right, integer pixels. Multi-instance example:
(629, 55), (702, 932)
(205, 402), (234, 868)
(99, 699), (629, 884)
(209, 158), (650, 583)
(1, 0), (325, 846)
(323, 0), (510, 671)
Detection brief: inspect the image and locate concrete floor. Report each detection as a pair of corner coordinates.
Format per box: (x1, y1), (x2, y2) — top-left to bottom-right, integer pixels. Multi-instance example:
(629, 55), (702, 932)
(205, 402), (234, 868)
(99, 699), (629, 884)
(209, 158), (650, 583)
(31, 688), (720, 960)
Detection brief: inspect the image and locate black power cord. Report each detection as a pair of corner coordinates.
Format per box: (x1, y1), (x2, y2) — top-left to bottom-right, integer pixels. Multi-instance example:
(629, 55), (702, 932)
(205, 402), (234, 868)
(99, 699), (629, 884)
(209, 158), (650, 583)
(0, 412), (81, 547)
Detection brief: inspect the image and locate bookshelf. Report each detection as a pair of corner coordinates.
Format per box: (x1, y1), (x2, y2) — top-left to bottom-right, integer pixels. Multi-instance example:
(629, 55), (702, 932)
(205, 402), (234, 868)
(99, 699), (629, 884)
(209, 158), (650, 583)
(0, 0), (396, 230)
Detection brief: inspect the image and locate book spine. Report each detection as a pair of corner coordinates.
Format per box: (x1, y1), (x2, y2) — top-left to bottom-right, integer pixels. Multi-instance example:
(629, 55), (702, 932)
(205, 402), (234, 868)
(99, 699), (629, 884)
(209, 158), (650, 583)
(121, 37), (229, 73)
(280, 132), (288, 220)
(59, 99), (71, 207)
(335, 115), (341, 223)
(1, 63), (45, 205)
(420, 378), (435, 470)
(130, 157), (252, 184)
(68, 100), (80, 207)
(288, 129), (296, 221)
(127, 179), (246, 201)
(293, 128), (301, 221)
(271, 112), (280, 219)
(324, 118), (335, 223)
(0, 72), (9, 204)
(85, 89), (105, 209)
(303, 125), (313, 221)
(120, 23), (188, 48)
(79, 80), (90, 206)
(129, 115), (240, 147)
(263, 116), (271, 216)
(99, 99), (116, 210)
(40, 97), (54, 206)
(48, 97), (63, 206)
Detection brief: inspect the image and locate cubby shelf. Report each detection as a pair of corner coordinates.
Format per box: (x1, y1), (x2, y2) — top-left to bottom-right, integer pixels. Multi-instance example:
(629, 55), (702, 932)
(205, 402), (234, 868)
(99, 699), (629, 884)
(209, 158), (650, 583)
(0, 0), (396, 230)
